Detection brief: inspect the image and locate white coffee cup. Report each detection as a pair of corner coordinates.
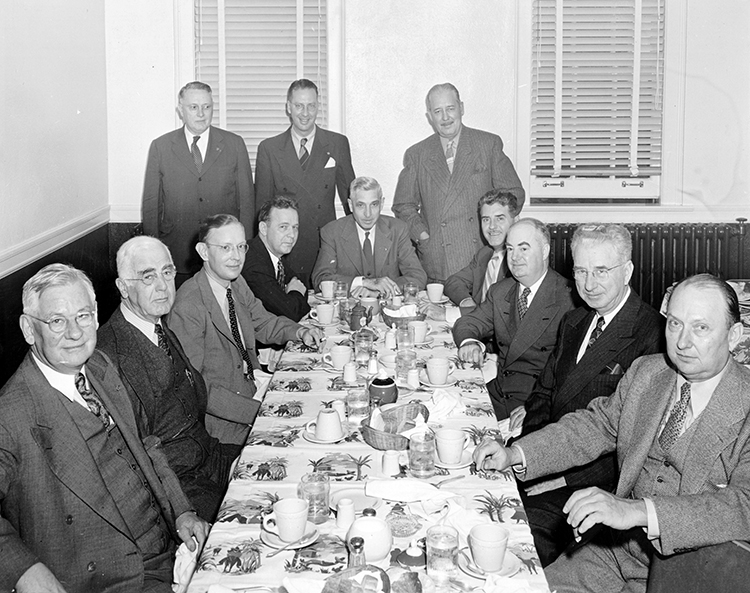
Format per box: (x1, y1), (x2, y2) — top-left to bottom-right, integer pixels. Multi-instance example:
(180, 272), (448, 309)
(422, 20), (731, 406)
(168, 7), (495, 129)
(435, 428), (468, 465)
(342, 361), (358, 384)
(263, 498), (309, 542)
(408, 320), (430, 344)
(312, 303), (335, 325)
(426, 357), (454, 385)
(469, 523), (509, 573)
(382, 450), (401, 476)
(306, 408), (344, 441)
(320, 280), (336, 299)
(426, 283), (444, 303)
(324, 345), (353, 370)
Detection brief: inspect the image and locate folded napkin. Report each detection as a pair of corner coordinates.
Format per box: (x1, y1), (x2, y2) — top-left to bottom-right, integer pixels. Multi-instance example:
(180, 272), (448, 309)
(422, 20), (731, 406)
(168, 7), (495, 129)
(424, 388), (466, 421)
(382, 304), (418, 318)
(365, 479), (454, 503)
(283, 576), (326, 593)
(480, 575), (541, 593)
(172, 540), (200, 593)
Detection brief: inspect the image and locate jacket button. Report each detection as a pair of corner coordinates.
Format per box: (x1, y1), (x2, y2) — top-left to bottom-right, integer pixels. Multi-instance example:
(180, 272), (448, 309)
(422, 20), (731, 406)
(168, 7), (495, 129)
(663, 461), (670, 467)
(87, 562), (97, 572)
(116, 448), (123, 454)
(656, 477), (664, 483)
(441, 222), (446, 227)
(65, 515), (73, 525)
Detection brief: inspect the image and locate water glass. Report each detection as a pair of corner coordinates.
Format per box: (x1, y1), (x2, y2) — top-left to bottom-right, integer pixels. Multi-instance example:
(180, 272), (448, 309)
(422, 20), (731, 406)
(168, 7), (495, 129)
(346, 388), (371, 426)
(334, 281), (349, 300)
(297, 472), (330, 524)
(395, 349), (417, 381)
(403, 282), (419, 303)
(396, 326), (415, 351)
(408, 431), (436, 478)
(426, 524), (459, 582)
(354, 331), (375, 365)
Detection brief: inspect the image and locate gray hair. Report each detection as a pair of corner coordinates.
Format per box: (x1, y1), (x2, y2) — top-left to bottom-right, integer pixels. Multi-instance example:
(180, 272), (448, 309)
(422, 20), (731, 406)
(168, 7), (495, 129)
(571, 223), (633, 262)
(116, 236), (173, 280)
(510, 218), (550, 246)
(22, 263), (97, 316)
(425, 83), (461, 111)
(178, 81), (212, 100)
(349, 176), (383, 200)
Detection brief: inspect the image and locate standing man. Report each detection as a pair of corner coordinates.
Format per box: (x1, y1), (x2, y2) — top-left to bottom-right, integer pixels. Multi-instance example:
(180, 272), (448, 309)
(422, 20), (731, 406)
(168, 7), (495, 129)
(393, 83), (525, 283)
(169, 214), (323, 445)
(1, 264), (207, 593)
(98, 236), (242, 521)
(311, 176), (427, 298)
(474, 275), (750, 593)
(515, 224), (664, 566)
(453, 219), (574, 420)
(255, 79), (355, 287)
(243, 196), (310, 322)
(142, 81), (255, 284)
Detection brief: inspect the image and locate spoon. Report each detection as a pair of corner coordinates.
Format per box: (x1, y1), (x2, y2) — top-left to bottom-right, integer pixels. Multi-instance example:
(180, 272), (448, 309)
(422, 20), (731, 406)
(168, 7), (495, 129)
(459, 547), (486, 577)
(434, 475), (465, 489)
(265, 530), (316, 557)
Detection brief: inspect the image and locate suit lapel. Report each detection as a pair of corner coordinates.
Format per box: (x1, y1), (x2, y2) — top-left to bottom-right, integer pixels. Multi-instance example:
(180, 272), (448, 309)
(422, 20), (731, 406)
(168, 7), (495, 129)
(308, 126), (331, 172)
(444, 129), (474, 213)
(170, 128), (200, 178)
(496, 280), (518, 339)
(505, 273), (560, 367)
(423, 136), (450, 211)
(197, 269), (235, 345)
(338, 218), (364, 275)
(201, 126), (225, 175)
(373, 218), (392, 274)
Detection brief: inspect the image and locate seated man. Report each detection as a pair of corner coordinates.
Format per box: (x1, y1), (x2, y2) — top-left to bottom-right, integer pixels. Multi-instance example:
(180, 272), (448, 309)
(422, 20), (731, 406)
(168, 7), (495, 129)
(2, 264), (206, 593)
(453, 218), (575, 420)
(514, 223), (665, 566)
(311, 176), (427, 298)
(170, 214), (323, 445)
(242, 196), (310, 322)
(98, 236), (241, 521)
(474, 274), (750, 593)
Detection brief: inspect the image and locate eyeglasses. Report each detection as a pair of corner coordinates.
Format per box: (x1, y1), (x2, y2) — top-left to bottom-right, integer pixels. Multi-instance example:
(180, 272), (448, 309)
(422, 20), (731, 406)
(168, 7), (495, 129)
(205, 242), (249, 254)
(573, 261), (627, 282)
(124, 266), (177, 286)
(26, 311), (96, 334)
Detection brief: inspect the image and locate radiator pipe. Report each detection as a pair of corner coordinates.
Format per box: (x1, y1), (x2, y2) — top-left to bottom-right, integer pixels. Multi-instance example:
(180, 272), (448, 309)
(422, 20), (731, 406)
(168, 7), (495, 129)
(737, 218), (747, 278)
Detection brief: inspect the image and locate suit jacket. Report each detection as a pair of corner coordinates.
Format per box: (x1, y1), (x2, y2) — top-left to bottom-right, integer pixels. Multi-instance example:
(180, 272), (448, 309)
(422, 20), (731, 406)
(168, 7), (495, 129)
(521, 291), (665, 490)
(169, 268), (302, 445)
(444, 245), (509, 311)
(0, 351), (191, 592)
(254, 126), (355, 286)
(452, 269), (575, 402)
(392, 126), (524, 282)
(242, 235), (310, 322)
(142, 125), (255, 274)
(311, 215), (428, 292)
(520, 355), (750, 557)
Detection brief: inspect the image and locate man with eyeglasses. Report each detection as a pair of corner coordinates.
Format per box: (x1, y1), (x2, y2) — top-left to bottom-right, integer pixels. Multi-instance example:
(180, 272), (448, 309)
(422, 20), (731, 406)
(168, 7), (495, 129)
(97, 236), (242, 521)
(509, 223), (664, 566)
(170, 214), (324, 445)
(0, 263), (208, 592)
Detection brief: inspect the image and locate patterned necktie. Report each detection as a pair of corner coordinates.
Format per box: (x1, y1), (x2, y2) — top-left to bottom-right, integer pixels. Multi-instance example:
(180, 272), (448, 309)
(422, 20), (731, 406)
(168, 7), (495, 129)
(154, 323), (172, 359)
(75, 372), (111, 428)
(191, 135), (203, 173)
(659, 382), (692, 450)
(586, 316), (606, 350)
(517, 286), (531, 319)
(481, 254), (501, 302)
(445, 140), (455, 174)
(299, 137), (310, 170)
(362, 231), (375, 277)
(277, 259), (285, 288)
(226, 286), (255, 381)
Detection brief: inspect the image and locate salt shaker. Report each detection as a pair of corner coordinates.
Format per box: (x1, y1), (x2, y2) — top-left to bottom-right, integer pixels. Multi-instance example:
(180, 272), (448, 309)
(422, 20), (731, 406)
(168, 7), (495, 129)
(367, 351), (379, 375)
(407, 368), (420, 389)
(336, 497), (356, 530)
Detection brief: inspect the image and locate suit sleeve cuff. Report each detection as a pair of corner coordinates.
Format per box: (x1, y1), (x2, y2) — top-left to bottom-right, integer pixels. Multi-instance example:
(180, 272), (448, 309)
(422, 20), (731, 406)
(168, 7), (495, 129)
(510, 444), (528, 479)
(643, 497), (661, 539)
(445, 306), (461, 325)
(459, 338), (486, 353)
(351, 276), (364, 290)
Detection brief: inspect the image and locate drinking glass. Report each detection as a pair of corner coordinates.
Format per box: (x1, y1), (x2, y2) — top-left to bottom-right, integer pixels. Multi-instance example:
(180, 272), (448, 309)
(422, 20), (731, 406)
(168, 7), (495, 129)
(346, 388), (371, 426)
(354, 330), (375, 365)
(395, 349), (417, 381)
(403, 282), (419, 304)
(408, 431), (435, 478)
(297, 472), (330, 524)
(396, 326), (415, 351)
(426, 525), (459, 582)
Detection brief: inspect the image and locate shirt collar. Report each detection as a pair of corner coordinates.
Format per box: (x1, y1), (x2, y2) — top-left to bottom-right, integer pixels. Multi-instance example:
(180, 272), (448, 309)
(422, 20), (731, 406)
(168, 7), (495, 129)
(31, 352), (86, 403)
(183, 125), (209, 145)
(120, 302), (161, 346)
(291, 125), (316, 147)
(520, 269), (547, 300)
(595, 287), (631, 329)
(439, 129), (461, 153)
(261, 239), (281, 271)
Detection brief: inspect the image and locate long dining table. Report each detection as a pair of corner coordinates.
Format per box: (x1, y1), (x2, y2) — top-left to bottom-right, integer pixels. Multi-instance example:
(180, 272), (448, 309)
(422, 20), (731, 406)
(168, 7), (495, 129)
(183, 298), (551, 593)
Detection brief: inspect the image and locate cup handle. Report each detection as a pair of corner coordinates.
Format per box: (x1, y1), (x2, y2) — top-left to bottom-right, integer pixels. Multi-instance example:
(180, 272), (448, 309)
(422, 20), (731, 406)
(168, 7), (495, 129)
(448, 361), (457, 374)
(262, 512), (279, 536)
(306, 420), (317, 433)
(322, 353), (332, 366)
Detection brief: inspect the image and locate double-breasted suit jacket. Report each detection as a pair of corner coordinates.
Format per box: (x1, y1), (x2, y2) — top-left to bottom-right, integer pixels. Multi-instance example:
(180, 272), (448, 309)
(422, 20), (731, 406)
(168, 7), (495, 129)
(254, 126), (355, 286)
(444, 245), (509, 312)
(142, 125), (255, 275)
(0, 351), (191, 592)
(392, 126), (524, 282)
(169, 268), (301, 445)
(452, 269), (575, 419)
(311, 215), (427, 292)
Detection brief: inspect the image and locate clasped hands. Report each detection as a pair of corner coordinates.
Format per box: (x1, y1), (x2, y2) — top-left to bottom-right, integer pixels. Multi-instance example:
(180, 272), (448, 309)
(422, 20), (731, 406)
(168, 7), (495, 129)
(350, 276), (401, 299)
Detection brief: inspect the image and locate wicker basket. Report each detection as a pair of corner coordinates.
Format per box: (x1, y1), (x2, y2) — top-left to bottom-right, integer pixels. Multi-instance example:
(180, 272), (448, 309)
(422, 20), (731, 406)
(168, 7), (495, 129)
(380, 308), (426, 329)
(360, 402), (430, 451)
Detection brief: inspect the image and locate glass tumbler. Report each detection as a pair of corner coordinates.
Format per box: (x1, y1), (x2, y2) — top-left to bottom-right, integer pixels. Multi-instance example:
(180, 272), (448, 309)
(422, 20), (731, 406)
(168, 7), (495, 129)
(396, 326), (415, 351)
(403, 282), (419, 303)
(408, 431), (436, 479)
(297, 472), (330, 524)
(426, 525), (459, 582)
(346, 388), (371, 427)
(395, 349), (417, 382)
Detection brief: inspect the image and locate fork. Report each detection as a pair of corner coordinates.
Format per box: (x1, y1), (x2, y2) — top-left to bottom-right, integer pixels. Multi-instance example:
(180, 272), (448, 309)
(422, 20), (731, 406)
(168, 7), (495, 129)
(434, 475), (465, 489)
(265, 530), (316, 558)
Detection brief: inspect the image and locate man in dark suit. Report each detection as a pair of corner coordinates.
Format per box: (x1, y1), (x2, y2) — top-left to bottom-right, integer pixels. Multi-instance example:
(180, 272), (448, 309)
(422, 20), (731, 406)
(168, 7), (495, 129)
(514, 223), (664, 566)
(474, 275), (750, 593)
(242, 196), (310, 322)
(142, 81), (255, 283)
(98, 236), (242, 521)
(393, 83), (525, 283)
(1, 264), (207, 593)
(169, 215), (323, 445)
(311, 176), (427, 297)
(453, 218), (575, 420)
(255, 79), (355, 287)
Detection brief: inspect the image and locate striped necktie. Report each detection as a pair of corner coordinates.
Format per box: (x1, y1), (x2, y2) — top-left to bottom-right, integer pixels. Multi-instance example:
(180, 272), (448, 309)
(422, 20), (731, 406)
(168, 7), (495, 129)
(299, 137), (310, 170)
(445, 140), (455, 174)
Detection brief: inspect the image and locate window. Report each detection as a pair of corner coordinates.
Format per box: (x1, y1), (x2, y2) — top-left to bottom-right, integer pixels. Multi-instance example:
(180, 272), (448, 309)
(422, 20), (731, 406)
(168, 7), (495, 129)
(194, 0), (328, 165)
(530, 0), (665, 203)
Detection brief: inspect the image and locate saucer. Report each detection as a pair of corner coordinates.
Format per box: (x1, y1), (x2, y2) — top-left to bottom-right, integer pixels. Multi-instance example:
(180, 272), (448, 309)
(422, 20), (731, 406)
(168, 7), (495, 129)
(418, 291), (450, 305)
(260, 523), (319, 549)
(330, 487), (383, 514)
(414, 336), (434, 347)
(309, 319), (340, 329)
(419, 370), (458, 388)
(313, 293), (336, 302)
(379, 354), (397, 368)
(458, 550), (522, 579)
(303, 428), (347, 444)
(434, 448), (474, 470)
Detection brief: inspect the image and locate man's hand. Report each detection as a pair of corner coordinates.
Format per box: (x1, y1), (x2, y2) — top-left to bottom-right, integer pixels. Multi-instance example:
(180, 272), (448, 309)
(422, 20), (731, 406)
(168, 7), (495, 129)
(362, 277), (401, 298)
(16, 562), (68, 593)
(563, 487), (648, 540)
(350, 285), (379, 299)
(176, 510), (210, 551)
(472, 438), (520, 472)
(458, 342), (484, 366)
(298, 326), (325, 349)
(508, 405), (526, 432)
(459, 297), (478, 310)
(285, 277), (306, 295)
(418, 301), (446, 321)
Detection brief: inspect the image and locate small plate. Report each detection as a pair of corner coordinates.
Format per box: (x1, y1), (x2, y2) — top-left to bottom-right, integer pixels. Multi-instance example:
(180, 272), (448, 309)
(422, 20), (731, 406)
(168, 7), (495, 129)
(260, 523), (319, 550)
(434, 448), (474, 470)
(418, 291), (450, 305)
(419, 370), (458, 388)
(414, 336), (435, 347)
(458, 550), (522, 579)
(309, 319), (340, 329)
(303, 428), (347, 444)
(330, 488), (383, 514)
(313, 293), (336, 302)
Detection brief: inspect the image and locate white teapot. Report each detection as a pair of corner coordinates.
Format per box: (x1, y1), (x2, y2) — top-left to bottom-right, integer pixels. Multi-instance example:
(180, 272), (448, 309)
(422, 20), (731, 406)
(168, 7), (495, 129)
(346, 515), (393, 562)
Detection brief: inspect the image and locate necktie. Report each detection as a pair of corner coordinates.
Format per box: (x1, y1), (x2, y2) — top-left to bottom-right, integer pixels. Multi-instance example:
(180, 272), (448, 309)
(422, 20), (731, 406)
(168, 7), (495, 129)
(226, 287), (255, 381)
(75, 372), (111, 428)
(446, 140), (455, 174)
(277, 259), (285, 288)
(517, 287), (531, 319)
(299, 137), (310, 170)
(154, 323), (172, 359)
(586, 316), (606, 350)
(659, 382), (692, 450)
(481, 254), (501, 302)
(362, 231), (375, 277)
(191, 135), (203, 173)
